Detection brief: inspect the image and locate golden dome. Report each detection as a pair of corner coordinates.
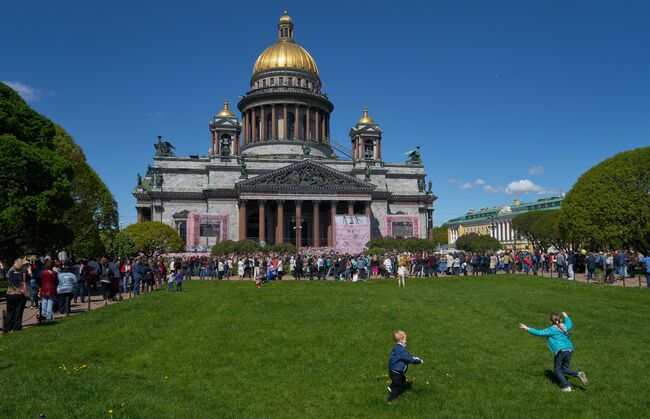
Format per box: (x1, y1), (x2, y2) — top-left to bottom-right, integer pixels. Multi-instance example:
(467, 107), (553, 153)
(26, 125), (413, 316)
(216, 100), (234, 117)
(252, 12), (319, 76)
(357, 107), (376, 124)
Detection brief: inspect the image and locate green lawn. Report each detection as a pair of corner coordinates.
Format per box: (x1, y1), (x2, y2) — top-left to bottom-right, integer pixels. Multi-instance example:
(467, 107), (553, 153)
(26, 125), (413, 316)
(1, 276), (648, 418)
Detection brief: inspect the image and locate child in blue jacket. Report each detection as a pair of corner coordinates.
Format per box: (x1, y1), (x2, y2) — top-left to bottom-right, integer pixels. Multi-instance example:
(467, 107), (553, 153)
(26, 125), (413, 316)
(519, 312), (588, 392)
(387, 330), (423, 401)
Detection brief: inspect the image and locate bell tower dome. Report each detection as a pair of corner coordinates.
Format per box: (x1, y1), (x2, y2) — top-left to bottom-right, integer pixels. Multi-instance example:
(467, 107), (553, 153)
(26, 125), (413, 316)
(349, 107), (383, 162)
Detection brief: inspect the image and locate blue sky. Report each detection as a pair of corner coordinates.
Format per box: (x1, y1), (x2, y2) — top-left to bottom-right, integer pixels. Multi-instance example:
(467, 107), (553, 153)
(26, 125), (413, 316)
(3, 0), (649, 226)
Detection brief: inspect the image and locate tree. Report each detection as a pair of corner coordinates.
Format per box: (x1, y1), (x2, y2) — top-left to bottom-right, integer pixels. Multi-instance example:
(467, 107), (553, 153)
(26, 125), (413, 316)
(102, 230), (138, 258)
(431, 226), (449, 245)
(512, 210), (563, 251)
(0, 134), (74, 260)
(0, 83), (76, 261)
(559, 147), (650, 254)
(123, 222), (184, 256)
(0, 83), (56, 148)
(0, 82), (118, 261)
(455, 233), (501, 252)
(52, 125), (118, 257)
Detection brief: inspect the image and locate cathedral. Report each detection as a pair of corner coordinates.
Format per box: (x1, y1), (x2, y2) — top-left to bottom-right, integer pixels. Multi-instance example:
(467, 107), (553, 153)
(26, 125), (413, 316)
(133, 12), (436, 252)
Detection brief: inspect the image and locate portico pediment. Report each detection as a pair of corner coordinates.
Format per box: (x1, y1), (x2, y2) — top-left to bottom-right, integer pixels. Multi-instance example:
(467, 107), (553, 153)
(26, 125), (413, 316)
(237, 159), (376, 193)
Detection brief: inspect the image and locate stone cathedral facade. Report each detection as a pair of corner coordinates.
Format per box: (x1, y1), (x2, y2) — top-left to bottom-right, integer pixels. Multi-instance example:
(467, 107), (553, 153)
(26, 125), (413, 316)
(133, 12), (436, 251)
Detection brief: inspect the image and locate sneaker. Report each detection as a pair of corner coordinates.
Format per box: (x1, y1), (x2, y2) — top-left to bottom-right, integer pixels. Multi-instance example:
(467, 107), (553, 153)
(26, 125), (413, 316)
(387, 386), (391, 393)
(578, 371), (589, 385)
(561, 386), (573, 392)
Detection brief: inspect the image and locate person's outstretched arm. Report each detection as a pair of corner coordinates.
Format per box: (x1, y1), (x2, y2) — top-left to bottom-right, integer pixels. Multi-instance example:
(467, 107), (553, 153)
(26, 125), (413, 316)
(519, 323), (553, 336)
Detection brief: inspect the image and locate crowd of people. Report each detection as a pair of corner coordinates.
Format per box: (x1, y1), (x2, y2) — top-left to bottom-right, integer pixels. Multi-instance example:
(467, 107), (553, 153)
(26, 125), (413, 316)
(2, 248), (649, 333)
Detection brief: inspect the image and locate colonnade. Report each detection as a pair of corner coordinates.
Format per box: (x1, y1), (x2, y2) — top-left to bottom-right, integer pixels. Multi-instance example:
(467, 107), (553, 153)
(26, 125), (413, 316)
(241, 104), (330, 145)
(449, 220), (521, 244)
(238, 199), (371, 248)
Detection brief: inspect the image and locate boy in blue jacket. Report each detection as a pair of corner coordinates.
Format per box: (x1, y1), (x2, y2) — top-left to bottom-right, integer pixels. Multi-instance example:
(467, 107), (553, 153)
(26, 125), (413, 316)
(519, 312), (588, 392)
(387, 330), (423, 401)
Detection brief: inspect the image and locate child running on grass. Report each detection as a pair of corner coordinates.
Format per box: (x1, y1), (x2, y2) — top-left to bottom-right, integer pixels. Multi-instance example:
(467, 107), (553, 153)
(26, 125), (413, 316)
(387, 330), (423, 402)
(519, 311), (588, 392)
(397, 264), (407, 287)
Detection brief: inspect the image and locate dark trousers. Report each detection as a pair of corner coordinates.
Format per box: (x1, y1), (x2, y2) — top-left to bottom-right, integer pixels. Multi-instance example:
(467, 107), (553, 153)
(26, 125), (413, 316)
(3, 294), (26, 332)
(554, 350), (578, 388)
(388, 369), (407, 401)
(58, 293), (73, 314)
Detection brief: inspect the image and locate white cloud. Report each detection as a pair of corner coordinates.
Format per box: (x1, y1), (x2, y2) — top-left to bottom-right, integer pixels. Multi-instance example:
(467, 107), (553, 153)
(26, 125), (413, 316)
(528, 165), (544, 175)
(505, 179), (543, 194)
(483, 185), (502, 193)
(2, 81), (41, 101)
(504, 179), (560, 195)
(457, 178), (487, 190)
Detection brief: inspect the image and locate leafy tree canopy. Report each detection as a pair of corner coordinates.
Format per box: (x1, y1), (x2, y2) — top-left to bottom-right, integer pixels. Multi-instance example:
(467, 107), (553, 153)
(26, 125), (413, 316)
(455, 233), (502, 252)
(0, 82), (118, 261)
(431, 226), (449, 245)
(0, 134), (73, 260)
(102, 230), (138, 259)
(0, 83), (56, 149)
(559, 147), (650, 254)
(123, 222), (184, 256)
(512, 210), (563, 251)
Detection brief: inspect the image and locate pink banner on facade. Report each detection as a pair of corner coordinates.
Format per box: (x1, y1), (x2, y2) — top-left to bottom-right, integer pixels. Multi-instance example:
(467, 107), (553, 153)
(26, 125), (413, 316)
(385, 215), (419, 239)
(186, 213), (229, 246)
(334, 215), (370, 254)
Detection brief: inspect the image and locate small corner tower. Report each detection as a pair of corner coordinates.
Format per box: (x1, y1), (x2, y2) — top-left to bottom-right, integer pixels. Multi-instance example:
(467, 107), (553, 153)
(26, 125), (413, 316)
(209, 100), (241, 157)
(349, 107), (383, 162)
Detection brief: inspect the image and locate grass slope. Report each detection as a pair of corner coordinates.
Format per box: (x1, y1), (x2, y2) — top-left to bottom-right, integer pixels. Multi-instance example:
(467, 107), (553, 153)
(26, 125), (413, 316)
(1, 276), (648, 418)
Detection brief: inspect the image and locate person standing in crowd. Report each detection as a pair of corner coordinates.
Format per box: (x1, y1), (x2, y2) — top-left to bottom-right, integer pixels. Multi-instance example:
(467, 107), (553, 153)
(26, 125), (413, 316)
(3, 259), (30, 333)
(567, 251), (576, 280)
(175, 269), (183, 292)
(639, 253), (650, 288)
(27, 259), (42, 309)
(519, 312), (588, 392)
(121, 258), (132, 294)
(586, 252), (597, 280)
(132, 257), (142, 295)
(167, 271), (175, 292)
(39, 260), (58, 322)
(617, 250), (628, 280)
(56, 262), (78, 315)
(555, 252), (566, 279)
(86, 257), (100, 296)
(502, 252), (511, 274)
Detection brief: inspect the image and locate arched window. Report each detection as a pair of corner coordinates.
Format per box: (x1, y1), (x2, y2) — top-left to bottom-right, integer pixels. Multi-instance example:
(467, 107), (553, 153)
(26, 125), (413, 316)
(364, 139), (374, 159)
(177, 221), (187, 244)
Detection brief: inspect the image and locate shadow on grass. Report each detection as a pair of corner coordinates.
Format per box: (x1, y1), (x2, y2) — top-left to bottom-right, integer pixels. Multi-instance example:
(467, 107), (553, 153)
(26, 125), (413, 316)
(543, 370), (587, 391)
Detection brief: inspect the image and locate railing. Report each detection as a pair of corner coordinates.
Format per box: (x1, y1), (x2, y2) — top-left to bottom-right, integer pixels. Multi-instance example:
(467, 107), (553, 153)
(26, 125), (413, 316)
(242, 86), (330, 101)
(330, 139), (352, 159)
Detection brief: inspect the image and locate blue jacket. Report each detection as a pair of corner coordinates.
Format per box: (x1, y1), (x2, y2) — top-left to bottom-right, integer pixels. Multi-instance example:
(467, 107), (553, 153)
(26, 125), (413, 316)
(56, 272), (78, 294)
(388, 343), (422, 373)
(639, 256), (650, 273)
(528, 316), (574, 354)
